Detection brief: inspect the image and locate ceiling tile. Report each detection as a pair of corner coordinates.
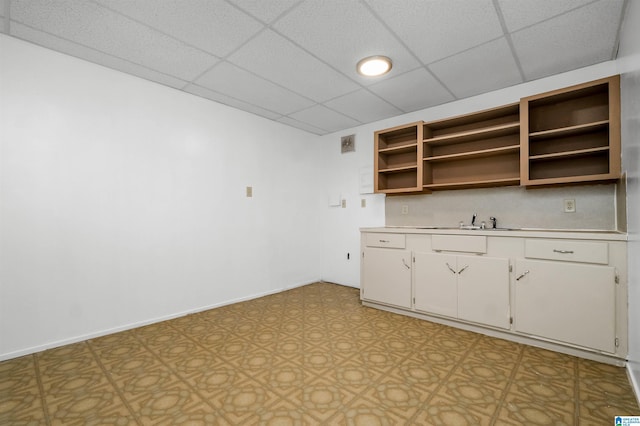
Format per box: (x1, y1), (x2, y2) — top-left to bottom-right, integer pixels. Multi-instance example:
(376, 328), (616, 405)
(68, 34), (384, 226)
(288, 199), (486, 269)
(364, 0), (503, 64)
(324, 89), (403, 123)
(288, 105), (360, 134)
(229, 0), (302, 24)
(10, 0), (219, 81)
(368, 68), (455, 112)
(512, 0), (623, 80)
(276, 116), (327, 135)
(184, 84), (283, 120)
(273, 0), (420, 82)
(194, 61), (314, 115)
(10, 22), (189, 89)
(430, 38), (523, 99)
(93, 0), (263, 57)
(497, 0), (596, 32)
(228, 30), (359, 102)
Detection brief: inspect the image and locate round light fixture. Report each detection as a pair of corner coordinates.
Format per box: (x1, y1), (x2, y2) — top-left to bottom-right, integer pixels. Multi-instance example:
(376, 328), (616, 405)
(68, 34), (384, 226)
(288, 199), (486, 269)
(356, 56), (392, 77)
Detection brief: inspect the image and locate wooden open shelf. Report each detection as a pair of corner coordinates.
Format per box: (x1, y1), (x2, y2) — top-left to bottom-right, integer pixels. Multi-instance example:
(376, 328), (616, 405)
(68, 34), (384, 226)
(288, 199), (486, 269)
(374, 122), (423, 193)
(372, 76), (621, 194)
(422, 104), (520, 190)
(521, 76), (620, 186)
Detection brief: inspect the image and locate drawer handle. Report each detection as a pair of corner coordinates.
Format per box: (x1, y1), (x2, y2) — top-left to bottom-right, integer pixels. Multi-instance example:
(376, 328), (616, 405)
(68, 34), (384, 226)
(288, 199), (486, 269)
(553, 249), (574, 254)
(446, 263), (457, 275)
(516, 270), (530, 281)
(379, 239), (390, 243)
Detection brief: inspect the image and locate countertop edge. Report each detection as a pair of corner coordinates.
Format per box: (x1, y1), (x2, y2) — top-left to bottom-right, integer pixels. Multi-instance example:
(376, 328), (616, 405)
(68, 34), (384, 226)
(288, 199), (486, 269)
(360, 227), (628, 241)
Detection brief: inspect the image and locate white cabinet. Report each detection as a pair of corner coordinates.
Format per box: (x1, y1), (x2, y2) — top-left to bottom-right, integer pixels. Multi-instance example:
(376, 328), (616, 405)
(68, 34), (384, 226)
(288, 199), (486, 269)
(514, 259), (616, 353)
(362, 247), (412, 309)
(414, 253), (510, 329)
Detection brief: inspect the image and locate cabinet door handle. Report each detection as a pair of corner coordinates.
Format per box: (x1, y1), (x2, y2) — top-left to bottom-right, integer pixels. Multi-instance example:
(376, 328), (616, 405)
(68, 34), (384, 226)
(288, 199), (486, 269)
(553, 249), (574, 254)
(446, 263), (457, 275)
(379, 239), (389, 243)
(516, 270), (530, 281)
(402, 259), (410, 269)
(458, 265), (469, 275)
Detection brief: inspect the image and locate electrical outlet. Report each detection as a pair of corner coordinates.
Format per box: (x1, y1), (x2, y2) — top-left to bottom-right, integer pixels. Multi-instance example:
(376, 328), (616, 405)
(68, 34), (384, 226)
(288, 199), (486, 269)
(341, 199), (346, 208)
(401, 205), (409, 215)
(246, 186), (253, 197)
(361, 199), (366, 208)
(564, 199), (576, 213)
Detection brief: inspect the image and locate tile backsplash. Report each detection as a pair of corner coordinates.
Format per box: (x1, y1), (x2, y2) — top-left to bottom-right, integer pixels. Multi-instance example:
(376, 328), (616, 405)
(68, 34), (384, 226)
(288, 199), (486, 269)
(386, 183), (622, 231)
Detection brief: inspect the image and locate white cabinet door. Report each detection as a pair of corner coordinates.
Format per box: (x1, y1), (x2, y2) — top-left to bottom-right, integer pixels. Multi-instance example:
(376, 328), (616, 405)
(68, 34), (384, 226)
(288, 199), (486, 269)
(414, 253), (510, 329)
(362, 247), (412, 308)
(457, 256), (510, 329)
(515, 259), (616, 353)
(414, 252), (458, 318)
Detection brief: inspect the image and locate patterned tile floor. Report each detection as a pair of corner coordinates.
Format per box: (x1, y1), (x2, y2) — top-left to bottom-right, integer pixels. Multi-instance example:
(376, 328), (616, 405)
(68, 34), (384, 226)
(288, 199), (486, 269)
(1, 282), (638, 425)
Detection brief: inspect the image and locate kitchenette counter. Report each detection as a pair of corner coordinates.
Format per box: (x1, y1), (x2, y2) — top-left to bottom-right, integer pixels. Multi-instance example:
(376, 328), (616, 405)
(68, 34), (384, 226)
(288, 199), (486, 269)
(360, 226), (628, 241)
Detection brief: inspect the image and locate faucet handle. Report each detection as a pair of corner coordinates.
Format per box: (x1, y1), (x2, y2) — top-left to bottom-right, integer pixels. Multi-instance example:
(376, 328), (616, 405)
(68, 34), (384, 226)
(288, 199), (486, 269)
(489, 216), (497, 229)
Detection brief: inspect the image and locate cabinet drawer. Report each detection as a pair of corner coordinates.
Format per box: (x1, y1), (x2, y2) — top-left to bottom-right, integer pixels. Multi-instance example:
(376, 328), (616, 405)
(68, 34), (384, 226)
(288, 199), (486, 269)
(524, 239), (608, 264)
(365, 233), (406, 248)
(432, 235), (486, 254)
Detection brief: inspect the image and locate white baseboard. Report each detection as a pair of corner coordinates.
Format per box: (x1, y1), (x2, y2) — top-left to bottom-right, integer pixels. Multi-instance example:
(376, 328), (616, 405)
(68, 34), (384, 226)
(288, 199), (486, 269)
(628, 361), (640, 407)
(0, 280), (319, 362)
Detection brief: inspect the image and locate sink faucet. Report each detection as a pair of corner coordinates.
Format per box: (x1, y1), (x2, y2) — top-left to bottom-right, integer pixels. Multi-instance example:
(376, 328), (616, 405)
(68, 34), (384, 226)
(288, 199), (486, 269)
(471, 213), (477, 226)
(490, 216), (497, 229)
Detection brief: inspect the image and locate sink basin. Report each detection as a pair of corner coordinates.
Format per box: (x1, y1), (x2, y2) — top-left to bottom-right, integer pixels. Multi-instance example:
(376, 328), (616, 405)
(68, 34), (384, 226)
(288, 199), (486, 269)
(414, 226), (522, 231)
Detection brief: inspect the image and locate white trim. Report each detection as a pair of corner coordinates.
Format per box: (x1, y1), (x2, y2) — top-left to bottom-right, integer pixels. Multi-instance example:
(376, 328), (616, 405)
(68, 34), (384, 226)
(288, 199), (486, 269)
(0, 280), (319, 362)
(628, 361), (640, 407)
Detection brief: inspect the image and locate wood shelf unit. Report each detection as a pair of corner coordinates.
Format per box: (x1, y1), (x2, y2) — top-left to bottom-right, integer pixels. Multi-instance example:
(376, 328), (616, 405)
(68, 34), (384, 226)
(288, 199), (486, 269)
(521, 76), (620, 186)
(422, 103), (520, 190)
(374, 122), (423, 193)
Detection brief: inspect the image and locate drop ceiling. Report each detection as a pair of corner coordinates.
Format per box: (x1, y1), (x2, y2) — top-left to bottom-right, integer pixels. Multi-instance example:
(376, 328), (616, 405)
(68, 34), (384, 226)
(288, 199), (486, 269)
(1, 0), (627, 135)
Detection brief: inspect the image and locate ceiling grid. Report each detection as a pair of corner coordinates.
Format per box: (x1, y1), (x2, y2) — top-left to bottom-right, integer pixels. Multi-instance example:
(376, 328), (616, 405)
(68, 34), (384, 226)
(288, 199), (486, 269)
(2, 0), (626, 135)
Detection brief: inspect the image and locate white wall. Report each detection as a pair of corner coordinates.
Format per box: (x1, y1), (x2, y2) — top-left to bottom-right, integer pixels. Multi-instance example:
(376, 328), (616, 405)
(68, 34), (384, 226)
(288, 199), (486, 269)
(318, 61), (619, 288)
(617, 0), (640, 399)
(0, 35), (323, 360)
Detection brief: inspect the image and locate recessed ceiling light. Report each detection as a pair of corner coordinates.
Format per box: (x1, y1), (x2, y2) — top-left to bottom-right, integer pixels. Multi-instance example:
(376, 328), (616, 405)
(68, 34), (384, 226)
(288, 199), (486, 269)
(356, 56), (392, 77)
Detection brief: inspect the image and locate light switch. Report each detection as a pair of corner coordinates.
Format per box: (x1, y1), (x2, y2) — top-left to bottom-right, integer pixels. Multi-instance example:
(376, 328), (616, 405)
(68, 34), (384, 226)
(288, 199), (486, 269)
(341, 199), (347, 208)
(246, 186), (253, 198)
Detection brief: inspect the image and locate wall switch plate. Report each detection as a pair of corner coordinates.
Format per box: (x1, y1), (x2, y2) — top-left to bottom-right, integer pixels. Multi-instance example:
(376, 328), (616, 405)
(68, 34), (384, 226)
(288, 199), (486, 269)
(341, 199), (346, 208)
(564, 199), (576, 213)
(401, 205), (409, 215)
(246, 186), (253, 197)
(361, 199), (366, 208)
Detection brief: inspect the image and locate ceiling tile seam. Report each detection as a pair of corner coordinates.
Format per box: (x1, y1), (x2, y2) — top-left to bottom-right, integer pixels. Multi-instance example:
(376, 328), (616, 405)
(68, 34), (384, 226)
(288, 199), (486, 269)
(3, 0), (10, 34)
(183, 82), (287, 119)
(224, 0), (305, 27)
(276, 117), (327, 135)
(189, 56), (327, 109)
(612, 0), (631, 59)
(505, 0), (602, 34)
(492, 0), (526, 82)
(85, 0), (225, 60)
(320, 85), (406, 116)
(358, 0), (458, 101)
(6, 22), (191, 87)
(264, 25), (376, 94)
(281, 102), (364, 132)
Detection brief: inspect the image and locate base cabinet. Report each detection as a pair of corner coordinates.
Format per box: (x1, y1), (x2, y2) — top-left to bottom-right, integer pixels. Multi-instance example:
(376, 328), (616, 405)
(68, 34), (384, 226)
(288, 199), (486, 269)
(414, 253), (510, 329)
(514, 259), (616, 353)
(362, 247), (412, 309)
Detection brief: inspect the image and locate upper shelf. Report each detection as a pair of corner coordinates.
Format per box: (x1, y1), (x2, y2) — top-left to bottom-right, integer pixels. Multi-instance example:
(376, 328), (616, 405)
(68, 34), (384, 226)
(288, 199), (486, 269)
(529, 120), (609, 141)
(425, 122), (520, 145)
(424, 145), (520, 162)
